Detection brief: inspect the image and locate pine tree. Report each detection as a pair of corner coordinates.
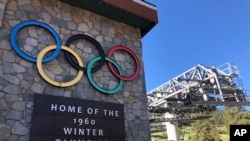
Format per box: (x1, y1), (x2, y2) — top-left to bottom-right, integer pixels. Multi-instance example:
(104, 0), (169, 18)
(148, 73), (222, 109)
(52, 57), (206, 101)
(192, 119), (220, 141)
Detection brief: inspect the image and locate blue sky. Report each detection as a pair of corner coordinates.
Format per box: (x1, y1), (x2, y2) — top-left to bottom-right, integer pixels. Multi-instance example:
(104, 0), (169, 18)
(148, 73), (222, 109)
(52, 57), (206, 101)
(142, 0), (250, 95)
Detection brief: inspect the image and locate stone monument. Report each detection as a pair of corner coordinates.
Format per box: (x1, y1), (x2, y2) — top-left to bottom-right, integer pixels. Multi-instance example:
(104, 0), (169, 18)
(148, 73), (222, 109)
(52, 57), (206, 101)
(0, 0), (158, 140)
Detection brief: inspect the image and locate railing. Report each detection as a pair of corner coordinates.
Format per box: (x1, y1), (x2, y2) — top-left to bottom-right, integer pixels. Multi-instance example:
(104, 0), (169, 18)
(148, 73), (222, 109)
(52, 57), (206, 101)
(216, 62), (239, 76)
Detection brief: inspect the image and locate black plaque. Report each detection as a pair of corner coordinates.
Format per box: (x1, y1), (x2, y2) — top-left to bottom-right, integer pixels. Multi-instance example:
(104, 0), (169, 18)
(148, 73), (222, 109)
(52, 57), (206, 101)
(30, 94), (125, 141)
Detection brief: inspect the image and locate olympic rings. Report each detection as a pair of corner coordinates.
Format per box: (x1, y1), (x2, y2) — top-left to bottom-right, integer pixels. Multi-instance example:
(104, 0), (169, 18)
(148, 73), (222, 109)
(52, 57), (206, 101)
(10, 20), (61, 63)
(87, 56), (124, 94)
(10, 20), (141, 94)
(65, 34), (105, 73)
(37, 45), (84, 87)
(108, 45), (140, 81)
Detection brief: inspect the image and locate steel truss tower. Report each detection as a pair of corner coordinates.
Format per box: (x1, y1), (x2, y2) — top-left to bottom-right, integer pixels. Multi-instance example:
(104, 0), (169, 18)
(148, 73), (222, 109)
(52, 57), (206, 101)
(147, 62), (250, 141)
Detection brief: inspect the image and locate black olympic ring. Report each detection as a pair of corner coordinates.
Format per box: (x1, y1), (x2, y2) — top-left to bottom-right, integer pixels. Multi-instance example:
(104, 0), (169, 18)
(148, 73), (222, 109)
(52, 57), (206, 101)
(64, 34), (105, 73)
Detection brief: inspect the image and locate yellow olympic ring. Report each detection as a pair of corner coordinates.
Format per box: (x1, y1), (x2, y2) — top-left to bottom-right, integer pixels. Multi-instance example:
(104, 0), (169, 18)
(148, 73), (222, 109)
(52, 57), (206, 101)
(36, 45), (84, 87)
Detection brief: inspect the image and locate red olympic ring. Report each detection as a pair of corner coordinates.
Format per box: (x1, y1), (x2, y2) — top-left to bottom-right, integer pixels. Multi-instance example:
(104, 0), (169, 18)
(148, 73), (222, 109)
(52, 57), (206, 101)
(108, 45), (140, 81)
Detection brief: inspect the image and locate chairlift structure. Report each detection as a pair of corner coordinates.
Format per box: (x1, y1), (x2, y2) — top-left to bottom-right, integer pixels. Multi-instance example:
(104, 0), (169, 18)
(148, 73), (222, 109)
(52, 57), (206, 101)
(147, 62), (250, 141)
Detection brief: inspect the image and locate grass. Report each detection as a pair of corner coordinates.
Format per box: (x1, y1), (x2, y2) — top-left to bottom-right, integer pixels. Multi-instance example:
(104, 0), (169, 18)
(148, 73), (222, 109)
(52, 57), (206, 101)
(220, 134), (229, 141)
(151, 126), (167, 141)
(151, 126), (230, 141)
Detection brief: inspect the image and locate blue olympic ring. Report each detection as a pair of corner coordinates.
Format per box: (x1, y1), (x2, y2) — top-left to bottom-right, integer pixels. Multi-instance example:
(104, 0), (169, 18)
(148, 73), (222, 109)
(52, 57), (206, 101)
(10, 20), (61, 63)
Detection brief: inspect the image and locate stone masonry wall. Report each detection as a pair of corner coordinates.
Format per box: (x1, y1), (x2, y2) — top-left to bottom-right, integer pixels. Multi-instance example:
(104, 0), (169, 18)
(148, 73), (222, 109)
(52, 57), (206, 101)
(0, 0), (151, 141)
(0, 0), (7, 27)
